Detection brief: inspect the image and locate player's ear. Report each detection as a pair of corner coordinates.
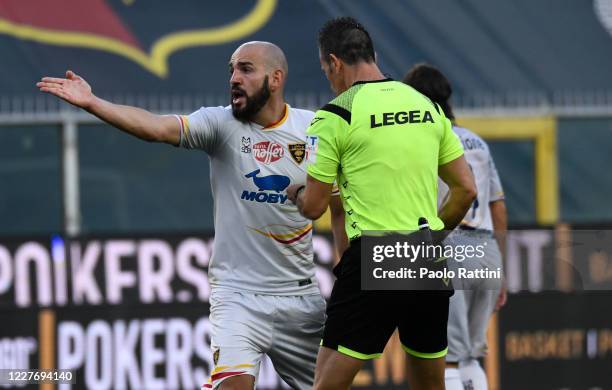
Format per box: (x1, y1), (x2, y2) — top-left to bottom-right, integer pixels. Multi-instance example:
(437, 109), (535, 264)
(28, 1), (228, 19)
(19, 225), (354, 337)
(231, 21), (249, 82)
(269, 69), (284, 92)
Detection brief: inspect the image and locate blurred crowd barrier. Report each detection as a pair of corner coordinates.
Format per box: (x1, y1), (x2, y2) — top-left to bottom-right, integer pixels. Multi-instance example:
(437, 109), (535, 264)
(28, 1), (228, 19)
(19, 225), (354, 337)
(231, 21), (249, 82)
(2, 114), (612, 237)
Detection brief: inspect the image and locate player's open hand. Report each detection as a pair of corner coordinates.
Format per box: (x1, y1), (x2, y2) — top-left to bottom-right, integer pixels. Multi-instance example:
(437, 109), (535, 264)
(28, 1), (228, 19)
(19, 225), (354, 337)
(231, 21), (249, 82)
(37, 70), (94, 109)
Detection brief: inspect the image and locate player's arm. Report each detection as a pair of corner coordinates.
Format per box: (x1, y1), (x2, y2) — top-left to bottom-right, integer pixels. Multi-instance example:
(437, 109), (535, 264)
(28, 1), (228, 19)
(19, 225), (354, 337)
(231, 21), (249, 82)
(487, 152), (507, 309)
(490, 200), (507, 255)
(488, 156), (507, 254)
(37, 70), (180, 145)
(438, 155), (477, 231)
(329, 193), (348, 260)
(491, 199), (508, 310)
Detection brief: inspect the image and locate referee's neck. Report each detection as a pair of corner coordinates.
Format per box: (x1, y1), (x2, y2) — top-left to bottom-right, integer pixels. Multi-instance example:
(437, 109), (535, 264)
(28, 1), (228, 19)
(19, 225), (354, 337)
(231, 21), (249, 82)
(343, 62), (386, 88)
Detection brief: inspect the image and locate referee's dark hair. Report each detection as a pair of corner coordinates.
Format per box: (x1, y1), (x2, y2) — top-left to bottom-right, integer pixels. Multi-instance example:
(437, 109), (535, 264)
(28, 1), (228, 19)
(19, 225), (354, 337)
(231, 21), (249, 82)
(318, 17), (375, 65)
(403, 63), (455, 120)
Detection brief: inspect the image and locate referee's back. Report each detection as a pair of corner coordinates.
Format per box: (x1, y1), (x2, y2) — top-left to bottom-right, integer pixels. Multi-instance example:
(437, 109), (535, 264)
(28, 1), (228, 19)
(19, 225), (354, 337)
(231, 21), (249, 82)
(307, 78), (464, 240)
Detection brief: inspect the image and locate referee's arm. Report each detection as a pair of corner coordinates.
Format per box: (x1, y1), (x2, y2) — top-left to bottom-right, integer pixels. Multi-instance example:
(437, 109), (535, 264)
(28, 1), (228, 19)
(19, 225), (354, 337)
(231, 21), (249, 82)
(329, 195), (349, 261)
(287, 175), (333, 220)
(438, 155), (477, 230)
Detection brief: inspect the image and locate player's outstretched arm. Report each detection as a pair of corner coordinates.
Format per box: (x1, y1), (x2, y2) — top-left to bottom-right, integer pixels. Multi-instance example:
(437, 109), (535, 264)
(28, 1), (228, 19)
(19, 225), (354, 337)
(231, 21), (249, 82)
(438, 155), (477, 231)
(37, 70), (180, 145)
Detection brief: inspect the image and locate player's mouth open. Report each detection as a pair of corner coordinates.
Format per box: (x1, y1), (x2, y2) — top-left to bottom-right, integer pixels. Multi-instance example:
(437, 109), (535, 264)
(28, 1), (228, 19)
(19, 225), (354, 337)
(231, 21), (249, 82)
(232, 89), (246, 105)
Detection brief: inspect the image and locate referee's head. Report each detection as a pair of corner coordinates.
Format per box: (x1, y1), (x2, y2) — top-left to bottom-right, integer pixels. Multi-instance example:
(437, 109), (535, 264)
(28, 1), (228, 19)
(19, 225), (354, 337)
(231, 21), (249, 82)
(318, 17), (376, 95)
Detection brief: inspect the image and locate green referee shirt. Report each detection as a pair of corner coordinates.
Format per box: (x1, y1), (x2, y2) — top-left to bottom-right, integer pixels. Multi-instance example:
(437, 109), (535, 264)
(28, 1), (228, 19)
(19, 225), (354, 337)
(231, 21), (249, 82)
(306, 78), (464, 239)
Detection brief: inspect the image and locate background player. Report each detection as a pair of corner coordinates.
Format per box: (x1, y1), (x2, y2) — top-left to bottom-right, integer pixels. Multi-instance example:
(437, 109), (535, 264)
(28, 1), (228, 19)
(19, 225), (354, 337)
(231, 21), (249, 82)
(404, 63), (508, 390)
(38, 41), (327, 390)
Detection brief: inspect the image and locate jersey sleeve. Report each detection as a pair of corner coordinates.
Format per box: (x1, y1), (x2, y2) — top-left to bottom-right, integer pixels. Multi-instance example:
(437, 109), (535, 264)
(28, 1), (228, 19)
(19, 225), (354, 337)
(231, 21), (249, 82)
(438, 117), (464, 165)
(331, 181), (340, 196)
(306, 110), (347, 184)
(177, 106), (225, 154)
(489, 157), (505, 202)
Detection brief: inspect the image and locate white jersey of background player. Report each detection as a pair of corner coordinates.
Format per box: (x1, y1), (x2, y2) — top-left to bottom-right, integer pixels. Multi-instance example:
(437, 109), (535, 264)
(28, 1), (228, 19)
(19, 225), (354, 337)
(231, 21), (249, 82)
(438, 125), (505, 229)
(38, 42), (341, 390)
(404, 64), (508, 390)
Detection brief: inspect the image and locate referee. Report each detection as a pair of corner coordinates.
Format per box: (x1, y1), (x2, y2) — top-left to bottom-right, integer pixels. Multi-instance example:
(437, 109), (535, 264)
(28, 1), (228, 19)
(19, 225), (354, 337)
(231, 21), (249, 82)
(287, 17), (476, 390)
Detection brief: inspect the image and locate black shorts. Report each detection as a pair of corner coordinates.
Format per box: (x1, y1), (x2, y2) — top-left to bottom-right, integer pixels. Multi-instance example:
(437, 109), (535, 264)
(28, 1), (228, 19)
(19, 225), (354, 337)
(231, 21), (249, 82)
(321, 238), (452, 360)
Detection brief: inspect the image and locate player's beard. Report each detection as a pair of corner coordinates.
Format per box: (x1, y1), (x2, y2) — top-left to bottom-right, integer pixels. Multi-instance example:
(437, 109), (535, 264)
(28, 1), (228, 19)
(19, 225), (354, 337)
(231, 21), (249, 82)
(231, 76), (271, 122)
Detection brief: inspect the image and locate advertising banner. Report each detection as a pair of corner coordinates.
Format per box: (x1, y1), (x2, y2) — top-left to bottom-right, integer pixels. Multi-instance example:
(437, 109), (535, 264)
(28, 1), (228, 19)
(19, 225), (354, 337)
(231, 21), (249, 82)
(1, 230), (611, 389)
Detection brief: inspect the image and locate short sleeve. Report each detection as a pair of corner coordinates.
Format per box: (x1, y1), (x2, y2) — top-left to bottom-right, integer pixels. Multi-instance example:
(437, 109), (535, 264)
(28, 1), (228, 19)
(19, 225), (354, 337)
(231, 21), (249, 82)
(177, 106), (226, 154)
(438, 117), (464, 165)
(331, 181), (340, 196)
(306, 110), (347, 184)
(489, 157), (505, 202)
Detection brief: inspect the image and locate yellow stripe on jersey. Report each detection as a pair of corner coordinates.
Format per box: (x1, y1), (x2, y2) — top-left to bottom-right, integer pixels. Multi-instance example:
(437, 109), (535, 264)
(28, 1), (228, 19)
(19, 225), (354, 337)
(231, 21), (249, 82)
(263, 103), (289, 130)
(179, 115), (190, 139)
(211, 363), (255, 375)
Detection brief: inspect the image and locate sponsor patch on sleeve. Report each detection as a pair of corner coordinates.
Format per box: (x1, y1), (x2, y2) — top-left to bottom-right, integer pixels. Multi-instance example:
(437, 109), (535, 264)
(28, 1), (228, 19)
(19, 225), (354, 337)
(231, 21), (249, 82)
(305, 135), (318, 163)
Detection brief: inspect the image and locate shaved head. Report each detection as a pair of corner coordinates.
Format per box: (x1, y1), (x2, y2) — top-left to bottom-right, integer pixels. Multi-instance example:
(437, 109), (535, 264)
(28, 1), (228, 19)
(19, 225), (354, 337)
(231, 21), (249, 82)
(233, 41), (288, 76)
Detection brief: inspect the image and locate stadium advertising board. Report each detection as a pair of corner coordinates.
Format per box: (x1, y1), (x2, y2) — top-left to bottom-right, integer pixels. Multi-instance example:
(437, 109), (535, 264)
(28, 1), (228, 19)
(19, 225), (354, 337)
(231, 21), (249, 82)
(0, 230), (611, 389)
(500, 293), (612, 390)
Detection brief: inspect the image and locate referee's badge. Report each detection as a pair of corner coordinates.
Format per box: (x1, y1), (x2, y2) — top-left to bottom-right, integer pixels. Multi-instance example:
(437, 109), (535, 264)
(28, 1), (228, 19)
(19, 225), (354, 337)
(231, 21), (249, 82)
(288, 143), (306, 164)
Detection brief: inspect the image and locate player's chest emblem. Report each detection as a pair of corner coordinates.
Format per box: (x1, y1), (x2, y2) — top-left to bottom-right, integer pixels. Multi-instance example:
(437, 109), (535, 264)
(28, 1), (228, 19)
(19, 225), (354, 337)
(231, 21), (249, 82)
(252, 141), (284, 164)
(288, 143), (307, 164)
(241, 137), (251, 153)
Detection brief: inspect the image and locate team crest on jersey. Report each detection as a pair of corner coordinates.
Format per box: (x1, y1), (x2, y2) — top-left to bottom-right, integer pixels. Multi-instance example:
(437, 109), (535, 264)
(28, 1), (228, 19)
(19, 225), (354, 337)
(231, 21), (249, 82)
(288, 143), (306, 164)
(241, 137), (251, 153)
(253, 141), (284, 164)
(213, 348), (220, 365)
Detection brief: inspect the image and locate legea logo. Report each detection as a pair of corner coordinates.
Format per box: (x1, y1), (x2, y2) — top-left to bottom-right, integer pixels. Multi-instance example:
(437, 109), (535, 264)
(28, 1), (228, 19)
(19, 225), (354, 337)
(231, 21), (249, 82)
(253, 141), (284, 164)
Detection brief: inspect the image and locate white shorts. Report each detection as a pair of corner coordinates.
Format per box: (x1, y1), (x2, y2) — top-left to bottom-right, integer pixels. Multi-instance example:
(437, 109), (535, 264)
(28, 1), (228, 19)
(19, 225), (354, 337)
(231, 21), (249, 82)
(445, 230), (502, 362)
(202, 288), (326, 389)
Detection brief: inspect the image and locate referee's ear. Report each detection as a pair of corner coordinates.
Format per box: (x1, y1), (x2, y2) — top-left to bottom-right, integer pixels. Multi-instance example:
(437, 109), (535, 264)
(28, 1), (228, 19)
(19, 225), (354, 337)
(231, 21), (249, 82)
(328, 54), (342, 73)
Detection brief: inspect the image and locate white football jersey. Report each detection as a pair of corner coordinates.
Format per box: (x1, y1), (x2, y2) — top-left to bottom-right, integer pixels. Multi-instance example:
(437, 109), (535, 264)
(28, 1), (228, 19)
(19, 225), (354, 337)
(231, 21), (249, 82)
(177, 104), (319, 295)
(439, 126), (504, 231)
